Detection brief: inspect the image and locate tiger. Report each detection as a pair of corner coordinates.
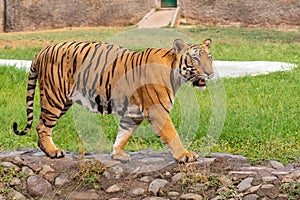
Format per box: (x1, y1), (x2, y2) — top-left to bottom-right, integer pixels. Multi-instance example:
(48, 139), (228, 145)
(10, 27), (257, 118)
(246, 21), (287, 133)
(13, 38), (213, 163)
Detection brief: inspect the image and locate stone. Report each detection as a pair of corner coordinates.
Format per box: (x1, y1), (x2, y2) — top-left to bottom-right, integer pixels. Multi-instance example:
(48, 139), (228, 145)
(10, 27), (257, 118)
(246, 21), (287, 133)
(54, 175), (70, 186)
(179, 193), (203, 200)
(68, 190), (99, 200)
(228, 171), (257, 179)
(237, 177), (253, 192)
(277, 194), (289, 199)
(1, 161), (20, 172)
(168, 191), (180, 199)
(110, 165), (123, 174)
(148, 179), (168, 195)
(40, 165), (55, 174)
(105, 184), (121, 193)
(248, 184), (262, 193)
(142, 197), (169, 200)
(210, 196), (222, 200)
(140, 176), (153, 183)
(252, 174), (263, 186)
(257, 184), (279, 199)
(21, 166), (34, 176)
(27, 175), (52, 197)
(171, 173), (182, 182)
(219, 175), (233, 186)
(262, 176), (277, 182)
(243, 194), (259, 200)
(10, 177), (21, 186)
(269, 160), (285, 170)
(240, 166), (273, 172)
(11, 190), (27, 200)
(129, 187), (145, 196)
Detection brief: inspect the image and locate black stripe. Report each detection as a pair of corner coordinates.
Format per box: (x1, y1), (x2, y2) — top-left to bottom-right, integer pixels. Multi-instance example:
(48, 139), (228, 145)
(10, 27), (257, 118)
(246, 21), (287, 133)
(94, 49), (104, 71)
(82, 45), (92, 64)
(26, 96), (34, 101)
(79, 43), (91, 54)
(27, 84), (36, 90)
(111, 52), (119, 77)
(153, 48), (162, 54)
(154, 89), (169, 113)
(44, 91), (63, 111)
(161, 48), (173, 58)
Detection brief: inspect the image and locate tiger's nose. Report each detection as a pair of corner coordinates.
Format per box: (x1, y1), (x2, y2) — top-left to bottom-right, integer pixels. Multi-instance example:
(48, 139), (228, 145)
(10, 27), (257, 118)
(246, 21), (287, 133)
(205, 71), (214, 79)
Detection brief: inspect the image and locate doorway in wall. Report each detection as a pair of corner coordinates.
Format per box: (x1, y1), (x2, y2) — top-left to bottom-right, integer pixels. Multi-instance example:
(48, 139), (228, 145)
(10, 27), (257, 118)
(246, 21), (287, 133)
(161, 0), (177, 8)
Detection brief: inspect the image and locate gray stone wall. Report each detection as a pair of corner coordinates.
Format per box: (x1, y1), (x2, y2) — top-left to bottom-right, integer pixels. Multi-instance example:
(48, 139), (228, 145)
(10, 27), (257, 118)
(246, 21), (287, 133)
(179, 0), (300, 27)
(4, 0), (155, 32)
(0, 0), (4, 32)
(0, 0), (299, 32)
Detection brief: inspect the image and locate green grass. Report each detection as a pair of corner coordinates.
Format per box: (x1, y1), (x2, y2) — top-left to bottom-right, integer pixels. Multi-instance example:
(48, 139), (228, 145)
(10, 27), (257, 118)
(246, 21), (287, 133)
(0, 27), (299, 164)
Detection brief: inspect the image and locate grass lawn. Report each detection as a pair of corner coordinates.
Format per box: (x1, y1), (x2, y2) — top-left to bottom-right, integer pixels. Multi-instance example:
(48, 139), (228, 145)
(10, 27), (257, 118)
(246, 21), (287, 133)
(0, 26), (299, 164)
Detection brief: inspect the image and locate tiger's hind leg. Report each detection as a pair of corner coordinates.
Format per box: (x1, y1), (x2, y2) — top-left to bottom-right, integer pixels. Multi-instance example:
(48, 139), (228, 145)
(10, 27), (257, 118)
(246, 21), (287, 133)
(37, 99), (73, 158)
(112, 116), (143, 162)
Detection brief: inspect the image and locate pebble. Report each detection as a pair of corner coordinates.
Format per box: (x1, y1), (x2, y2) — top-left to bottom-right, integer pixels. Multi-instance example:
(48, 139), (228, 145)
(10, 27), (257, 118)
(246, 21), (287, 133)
(11, 190), (27, 200)
(140, 176), (153, 183)
(148, 179), (169, 195)
(129, 187), (145, 196)
(168, 191), (180, 199)
(257, 184), (280, 199)
(243, 194), (259, 200)
(262, 176), (277, 182)
(237, 177), (253, 192)
(1, 161), (20, 171)
(171, 173), (182, 182)
(54, 175), (70, 186)
(9, 177), (21, 186)
(105, 184), (121, 193)
(27, 175), (53, 197)
(21, 166), (34, 176)
(68, 190), (99, 200)
(269, 160), (285, 170)
(179, 193), (203, 200)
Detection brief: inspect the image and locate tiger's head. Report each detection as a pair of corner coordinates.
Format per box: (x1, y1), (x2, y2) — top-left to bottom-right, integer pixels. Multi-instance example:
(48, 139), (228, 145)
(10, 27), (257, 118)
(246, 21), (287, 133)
(174, 38), (213, 90)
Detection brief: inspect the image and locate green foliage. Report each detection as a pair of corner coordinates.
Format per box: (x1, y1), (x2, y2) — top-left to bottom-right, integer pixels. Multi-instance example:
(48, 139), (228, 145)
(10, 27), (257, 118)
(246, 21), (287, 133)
(281, 181), (300, 200)
(0, 27), (299, 164)
(75, 160), (106, 188)
(0, 164), (28, 195)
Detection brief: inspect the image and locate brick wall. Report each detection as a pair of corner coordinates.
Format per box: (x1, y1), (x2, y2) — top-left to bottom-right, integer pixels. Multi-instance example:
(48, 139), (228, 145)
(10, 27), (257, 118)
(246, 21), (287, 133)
(179, 0), (300, 27)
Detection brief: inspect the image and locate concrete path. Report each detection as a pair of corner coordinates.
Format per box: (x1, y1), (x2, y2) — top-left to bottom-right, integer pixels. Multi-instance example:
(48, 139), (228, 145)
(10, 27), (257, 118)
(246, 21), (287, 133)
(0, 59), (296, 78)
(138, 9), (176, 28)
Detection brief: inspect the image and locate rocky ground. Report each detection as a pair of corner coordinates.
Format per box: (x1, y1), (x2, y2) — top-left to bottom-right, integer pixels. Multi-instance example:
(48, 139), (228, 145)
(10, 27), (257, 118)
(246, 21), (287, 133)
(0, 148), (300, 200)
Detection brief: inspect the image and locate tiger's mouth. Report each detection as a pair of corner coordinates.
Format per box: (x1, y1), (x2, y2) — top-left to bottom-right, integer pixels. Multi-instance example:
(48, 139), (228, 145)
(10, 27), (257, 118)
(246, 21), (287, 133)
(192, 78), (207, 90)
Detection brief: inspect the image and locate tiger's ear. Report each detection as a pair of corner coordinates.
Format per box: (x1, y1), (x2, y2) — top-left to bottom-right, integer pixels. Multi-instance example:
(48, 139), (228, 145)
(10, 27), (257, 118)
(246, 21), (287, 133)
(173, 39), (187, 54)
(202, 39), (212, 48)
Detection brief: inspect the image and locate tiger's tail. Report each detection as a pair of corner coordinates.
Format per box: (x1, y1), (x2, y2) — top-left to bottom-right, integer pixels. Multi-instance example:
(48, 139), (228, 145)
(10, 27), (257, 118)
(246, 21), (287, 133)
(13, 58), (38, 136)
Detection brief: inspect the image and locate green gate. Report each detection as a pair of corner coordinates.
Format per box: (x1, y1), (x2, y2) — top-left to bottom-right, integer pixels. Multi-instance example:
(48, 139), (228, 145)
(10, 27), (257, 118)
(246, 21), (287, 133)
(161, 0), (177, 7)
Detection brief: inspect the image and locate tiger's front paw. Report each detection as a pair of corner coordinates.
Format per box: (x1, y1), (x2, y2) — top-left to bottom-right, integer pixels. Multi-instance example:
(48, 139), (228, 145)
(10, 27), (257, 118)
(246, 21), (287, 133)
(111, 150), (131, 162)
(177, 151), (199, 163)
(38, 138), (65, 158)
(46, 148), (65, 158)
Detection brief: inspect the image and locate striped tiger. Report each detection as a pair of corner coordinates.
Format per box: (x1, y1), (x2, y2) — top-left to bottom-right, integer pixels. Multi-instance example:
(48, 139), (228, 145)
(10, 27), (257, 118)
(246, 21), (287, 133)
(13, 38), (213, 163)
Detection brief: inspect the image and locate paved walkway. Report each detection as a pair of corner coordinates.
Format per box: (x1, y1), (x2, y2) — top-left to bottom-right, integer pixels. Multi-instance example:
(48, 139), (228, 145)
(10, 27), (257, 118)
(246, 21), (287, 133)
(0, 59), (296, 78)
(138, 9), (176, 28)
